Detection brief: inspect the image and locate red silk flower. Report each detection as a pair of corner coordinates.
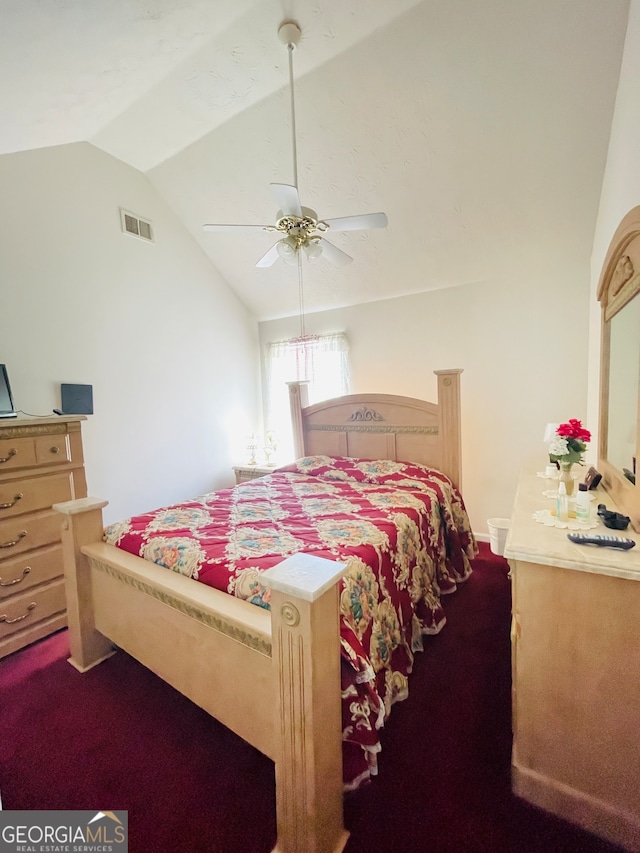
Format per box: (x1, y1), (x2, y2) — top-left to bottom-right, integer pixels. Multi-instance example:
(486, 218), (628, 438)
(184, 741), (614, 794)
(556, 419), (591, 443)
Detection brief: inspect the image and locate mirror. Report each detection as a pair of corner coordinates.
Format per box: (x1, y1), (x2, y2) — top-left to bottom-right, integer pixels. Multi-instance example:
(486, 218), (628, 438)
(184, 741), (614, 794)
(597, 206), (640, 532)
(606, 295), (640, 472)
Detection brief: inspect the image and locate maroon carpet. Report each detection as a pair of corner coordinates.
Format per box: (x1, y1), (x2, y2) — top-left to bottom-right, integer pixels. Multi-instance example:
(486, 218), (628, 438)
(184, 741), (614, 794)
(0, 543), (625, 853)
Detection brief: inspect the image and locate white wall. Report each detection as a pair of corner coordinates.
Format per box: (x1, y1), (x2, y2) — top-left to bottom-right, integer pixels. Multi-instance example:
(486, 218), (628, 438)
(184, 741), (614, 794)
(260, 252), (591, 536)
(588, 0), (640, 436)
(0, 142), (260, 523)
(256, 2), (629, 539)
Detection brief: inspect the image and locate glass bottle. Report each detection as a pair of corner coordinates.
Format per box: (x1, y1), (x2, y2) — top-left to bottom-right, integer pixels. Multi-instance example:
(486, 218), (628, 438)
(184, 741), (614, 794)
(556, 481), (569, 522)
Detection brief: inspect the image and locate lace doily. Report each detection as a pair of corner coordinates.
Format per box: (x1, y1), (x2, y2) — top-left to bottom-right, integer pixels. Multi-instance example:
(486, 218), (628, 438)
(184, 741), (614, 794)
(533, 509), (597, 530)
(541, 489), (595, 501)
(537, 469), (580, 481)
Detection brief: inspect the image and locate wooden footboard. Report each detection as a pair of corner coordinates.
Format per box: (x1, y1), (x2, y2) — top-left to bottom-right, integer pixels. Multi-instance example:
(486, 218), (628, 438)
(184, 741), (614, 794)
(54, 498), (349, 853)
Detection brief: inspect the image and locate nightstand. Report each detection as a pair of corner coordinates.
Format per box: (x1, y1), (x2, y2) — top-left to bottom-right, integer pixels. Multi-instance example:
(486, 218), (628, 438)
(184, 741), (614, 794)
(233, 465), (276, 484)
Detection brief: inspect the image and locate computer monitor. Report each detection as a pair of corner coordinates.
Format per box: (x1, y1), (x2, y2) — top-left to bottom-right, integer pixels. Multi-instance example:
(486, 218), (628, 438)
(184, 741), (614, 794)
(0, 364), (17, 418)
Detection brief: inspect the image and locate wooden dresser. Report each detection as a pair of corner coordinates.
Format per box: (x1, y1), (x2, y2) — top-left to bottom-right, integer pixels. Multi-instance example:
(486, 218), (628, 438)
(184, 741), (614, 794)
(504, 469), (640, 851)
(0, 416), (87, 660)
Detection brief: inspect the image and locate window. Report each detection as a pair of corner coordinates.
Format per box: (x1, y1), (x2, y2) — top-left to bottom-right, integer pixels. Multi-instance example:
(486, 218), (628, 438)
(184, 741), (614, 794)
(265, 333), (350, 462)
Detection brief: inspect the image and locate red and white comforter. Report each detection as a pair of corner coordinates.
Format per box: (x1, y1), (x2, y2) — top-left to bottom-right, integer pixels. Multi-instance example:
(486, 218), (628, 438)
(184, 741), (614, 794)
(104, 455), (477, 789)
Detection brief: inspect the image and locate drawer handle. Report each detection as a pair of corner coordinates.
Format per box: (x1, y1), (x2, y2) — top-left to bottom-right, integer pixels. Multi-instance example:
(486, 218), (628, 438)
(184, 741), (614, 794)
(0, 448), (17, 464)
(0, 566), (31, 586)
(0, 601), (36, 624)
(0, 530), (27, 549)
(50, 446), (60, 454)
(0, 492), (23, 510)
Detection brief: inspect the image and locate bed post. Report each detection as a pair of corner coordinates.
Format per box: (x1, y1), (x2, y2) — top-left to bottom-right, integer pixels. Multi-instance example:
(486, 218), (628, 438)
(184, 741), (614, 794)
(434, 368), (463, 489)
(262, 553), (349, 853)
(53, 497), (115, 672)
(287, 380), (310, 459)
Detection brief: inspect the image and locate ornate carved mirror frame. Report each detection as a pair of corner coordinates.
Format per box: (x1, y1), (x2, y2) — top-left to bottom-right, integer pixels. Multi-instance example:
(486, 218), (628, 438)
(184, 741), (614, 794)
(597, 206), (640, 532)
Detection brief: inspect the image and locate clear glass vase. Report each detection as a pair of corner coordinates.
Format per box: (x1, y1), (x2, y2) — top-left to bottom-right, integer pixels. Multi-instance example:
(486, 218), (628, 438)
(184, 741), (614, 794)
(558, 461), (575, 496)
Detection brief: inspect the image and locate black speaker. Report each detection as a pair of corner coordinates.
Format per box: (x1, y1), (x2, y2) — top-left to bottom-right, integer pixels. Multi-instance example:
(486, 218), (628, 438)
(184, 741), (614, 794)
(60, 383), (93, 415)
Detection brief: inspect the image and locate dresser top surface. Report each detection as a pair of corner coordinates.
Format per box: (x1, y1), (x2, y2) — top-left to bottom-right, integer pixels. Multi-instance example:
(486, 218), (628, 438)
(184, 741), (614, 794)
(0, 415), (86, 429)
(504, 468), (640, 581)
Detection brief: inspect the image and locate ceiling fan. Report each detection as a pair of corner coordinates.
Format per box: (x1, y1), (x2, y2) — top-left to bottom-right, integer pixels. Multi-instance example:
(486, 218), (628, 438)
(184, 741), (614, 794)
(202, 20), (388, 269)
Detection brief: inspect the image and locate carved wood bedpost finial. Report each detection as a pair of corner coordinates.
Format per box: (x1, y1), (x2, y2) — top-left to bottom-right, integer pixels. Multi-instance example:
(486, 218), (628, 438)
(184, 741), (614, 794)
(434, 369), (463, 489)
(53, 497), (114, 672)
(287, 381), (310, 460)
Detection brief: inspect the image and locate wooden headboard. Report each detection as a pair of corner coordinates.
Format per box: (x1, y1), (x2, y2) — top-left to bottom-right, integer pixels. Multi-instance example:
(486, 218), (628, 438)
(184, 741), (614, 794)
(288, 369), (463, 489)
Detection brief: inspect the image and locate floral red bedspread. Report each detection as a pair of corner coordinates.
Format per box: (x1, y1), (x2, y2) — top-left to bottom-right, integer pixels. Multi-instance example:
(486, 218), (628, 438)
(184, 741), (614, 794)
(104, 455), (477, 789)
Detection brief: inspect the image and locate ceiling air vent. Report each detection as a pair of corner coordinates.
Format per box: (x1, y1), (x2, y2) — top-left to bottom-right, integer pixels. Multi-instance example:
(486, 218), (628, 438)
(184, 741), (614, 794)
(120, 208), (154, 243)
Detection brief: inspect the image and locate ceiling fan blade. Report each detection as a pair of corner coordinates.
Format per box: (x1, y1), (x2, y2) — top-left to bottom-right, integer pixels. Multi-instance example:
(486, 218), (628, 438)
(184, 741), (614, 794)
(318, 238), (353, 268)
(203, 223), (270, 232)
(270, 183), (302, 217)
(321, 212), (388, 232)
(255, 243), (281, 268)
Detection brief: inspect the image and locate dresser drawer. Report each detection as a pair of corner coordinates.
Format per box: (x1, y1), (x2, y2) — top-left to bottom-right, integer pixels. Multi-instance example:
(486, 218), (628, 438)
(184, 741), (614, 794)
(34, 434), (71, 466)
(0, 510), (63, 558)
(0, 544), (64, 600)
(0, 473), (73, 520)
(0, 434), (71, 474)
(0, 437), (37, 471)
(0, 577), (66, 640)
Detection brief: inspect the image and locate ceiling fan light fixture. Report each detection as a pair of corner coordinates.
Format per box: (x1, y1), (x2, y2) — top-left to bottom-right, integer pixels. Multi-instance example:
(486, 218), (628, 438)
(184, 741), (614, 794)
(303, 240), (323, 261)
(276, 236), (298, 264)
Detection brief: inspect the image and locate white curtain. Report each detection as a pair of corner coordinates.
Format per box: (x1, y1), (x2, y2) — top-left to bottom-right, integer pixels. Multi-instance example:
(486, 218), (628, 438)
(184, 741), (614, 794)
(265, 333), (350, 463)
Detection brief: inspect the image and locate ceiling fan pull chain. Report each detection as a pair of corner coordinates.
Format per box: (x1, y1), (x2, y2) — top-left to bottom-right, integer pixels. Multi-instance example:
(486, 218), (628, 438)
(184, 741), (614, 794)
(298, 254), (305, 338)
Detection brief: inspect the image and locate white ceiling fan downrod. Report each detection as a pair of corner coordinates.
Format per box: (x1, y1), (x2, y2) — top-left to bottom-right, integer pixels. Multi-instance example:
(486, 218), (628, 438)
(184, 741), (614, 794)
(278, 21), (301, 191)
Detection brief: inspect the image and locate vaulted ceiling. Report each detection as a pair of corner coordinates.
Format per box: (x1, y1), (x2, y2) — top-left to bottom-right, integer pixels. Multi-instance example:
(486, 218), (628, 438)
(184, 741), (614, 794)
(2, 0), (630, 320)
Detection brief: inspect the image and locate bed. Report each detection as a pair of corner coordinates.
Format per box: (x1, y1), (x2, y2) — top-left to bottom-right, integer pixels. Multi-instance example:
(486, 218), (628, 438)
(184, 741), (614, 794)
(54, 368), (474, 853)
